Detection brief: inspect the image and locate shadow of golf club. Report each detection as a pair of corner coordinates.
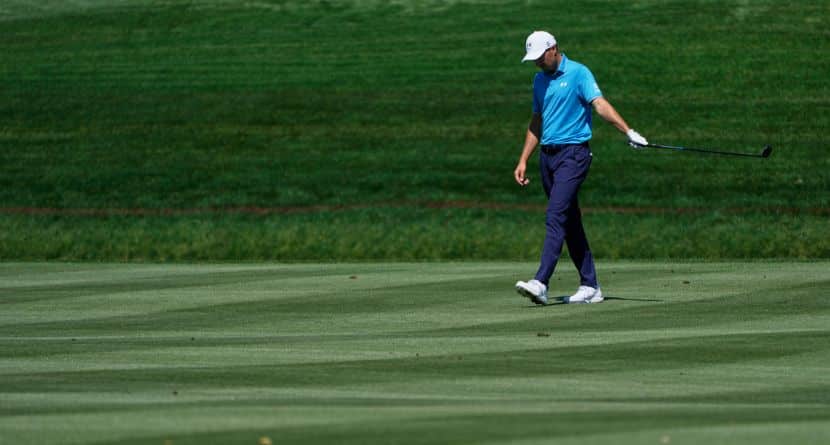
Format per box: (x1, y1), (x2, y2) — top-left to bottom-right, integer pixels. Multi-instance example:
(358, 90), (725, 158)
(524, 295), (663, 307)
(603, 296), (663, 302)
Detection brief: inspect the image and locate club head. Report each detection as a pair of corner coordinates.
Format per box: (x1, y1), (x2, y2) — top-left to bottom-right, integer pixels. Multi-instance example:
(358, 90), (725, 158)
(761, 145), (773, 158)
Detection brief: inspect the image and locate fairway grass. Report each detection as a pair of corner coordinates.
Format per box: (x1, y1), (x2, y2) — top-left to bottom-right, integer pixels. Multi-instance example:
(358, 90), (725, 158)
(1, 261), (829, 444)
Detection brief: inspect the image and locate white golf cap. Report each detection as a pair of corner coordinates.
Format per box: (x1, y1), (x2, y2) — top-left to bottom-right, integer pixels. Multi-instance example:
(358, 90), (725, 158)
(522, 31), (556, 62)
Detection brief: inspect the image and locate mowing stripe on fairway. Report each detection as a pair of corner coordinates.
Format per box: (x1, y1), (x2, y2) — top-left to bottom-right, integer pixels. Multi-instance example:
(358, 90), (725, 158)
(1, 262), (829, 444)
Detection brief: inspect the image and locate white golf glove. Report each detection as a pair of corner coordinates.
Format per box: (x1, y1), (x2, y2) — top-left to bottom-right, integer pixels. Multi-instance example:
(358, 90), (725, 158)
(627, 129), (648, 148)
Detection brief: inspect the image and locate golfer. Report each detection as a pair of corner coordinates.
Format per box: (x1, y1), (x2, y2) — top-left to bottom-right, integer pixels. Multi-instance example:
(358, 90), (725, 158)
(514, 31), (648, 305)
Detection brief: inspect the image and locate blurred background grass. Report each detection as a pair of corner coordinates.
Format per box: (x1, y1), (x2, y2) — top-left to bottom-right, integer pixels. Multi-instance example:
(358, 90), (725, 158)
(1, 0), (828, 260)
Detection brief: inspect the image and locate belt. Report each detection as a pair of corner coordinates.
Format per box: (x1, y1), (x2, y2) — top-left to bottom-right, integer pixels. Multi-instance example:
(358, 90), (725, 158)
(541, 142), (589, 155)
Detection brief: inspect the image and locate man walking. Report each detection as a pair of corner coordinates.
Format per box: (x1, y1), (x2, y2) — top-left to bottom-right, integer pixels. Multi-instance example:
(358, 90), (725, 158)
(514, 31), (648, 305)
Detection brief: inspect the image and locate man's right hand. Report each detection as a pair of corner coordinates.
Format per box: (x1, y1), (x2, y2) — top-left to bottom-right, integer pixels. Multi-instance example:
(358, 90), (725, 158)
(514, 162), (530, 186)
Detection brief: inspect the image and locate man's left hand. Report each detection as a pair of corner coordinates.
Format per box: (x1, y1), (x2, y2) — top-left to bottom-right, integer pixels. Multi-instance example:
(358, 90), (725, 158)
(627, 129), (648, 148)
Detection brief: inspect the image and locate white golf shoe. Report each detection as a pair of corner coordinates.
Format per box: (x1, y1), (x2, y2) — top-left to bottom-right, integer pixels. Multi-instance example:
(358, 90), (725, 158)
(515, 279), (548, 305)
(565, 285), (604, 304)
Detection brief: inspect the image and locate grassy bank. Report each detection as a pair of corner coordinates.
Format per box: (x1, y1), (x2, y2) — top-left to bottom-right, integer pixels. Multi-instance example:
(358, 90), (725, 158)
(2, 208), (827, 261)
(1, 0), (828, 260)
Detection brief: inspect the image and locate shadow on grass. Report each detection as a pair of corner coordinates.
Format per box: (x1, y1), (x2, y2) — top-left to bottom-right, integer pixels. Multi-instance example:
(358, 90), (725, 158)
(603, 296), (663, 302)
(524, 295), (663, 307)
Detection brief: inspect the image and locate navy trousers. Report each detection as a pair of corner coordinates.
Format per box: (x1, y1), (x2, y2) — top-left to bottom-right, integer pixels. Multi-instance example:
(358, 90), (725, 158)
(534, 143), (598, 288)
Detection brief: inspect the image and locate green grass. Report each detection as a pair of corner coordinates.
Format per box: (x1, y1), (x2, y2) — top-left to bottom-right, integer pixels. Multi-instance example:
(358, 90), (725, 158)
(1, 261), (829, 444)
(0, 0), (829, 259)
(1, 209), (829, 261)
(1, 0), (827, 209)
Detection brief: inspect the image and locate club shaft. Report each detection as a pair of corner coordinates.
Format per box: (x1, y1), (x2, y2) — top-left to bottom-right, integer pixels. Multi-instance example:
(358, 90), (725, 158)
(646, 143), (765, 158)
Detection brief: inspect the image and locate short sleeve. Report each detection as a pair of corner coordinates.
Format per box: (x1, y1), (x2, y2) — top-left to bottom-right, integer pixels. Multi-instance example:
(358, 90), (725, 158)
(532, 74), (542, 114)
(579, 67), (602, 103)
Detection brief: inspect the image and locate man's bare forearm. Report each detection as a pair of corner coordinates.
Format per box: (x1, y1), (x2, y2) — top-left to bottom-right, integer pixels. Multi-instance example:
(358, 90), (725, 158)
(519, 114), (542, 163)
(592, 97), (630, 134)
(513, 113), (542, 186)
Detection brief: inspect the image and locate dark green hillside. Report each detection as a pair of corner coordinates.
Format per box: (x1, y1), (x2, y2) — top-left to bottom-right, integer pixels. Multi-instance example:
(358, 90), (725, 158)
(1, 1), (827, 259)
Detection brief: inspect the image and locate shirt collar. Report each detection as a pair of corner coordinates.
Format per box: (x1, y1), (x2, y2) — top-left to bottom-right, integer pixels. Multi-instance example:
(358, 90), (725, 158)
(544, 53), (568, 77)
(557, 54), (569, 74)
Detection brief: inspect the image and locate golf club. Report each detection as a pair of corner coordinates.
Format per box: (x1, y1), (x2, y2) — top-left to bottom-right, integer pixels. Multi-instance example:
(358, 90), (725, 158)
(632, 142), (773, 159)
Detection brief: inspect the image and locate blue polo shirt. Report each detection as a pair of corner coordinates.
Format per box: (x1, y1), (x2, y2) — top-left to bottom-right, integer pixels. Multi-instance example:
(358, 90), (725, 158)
(532, 54), (603, 145)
